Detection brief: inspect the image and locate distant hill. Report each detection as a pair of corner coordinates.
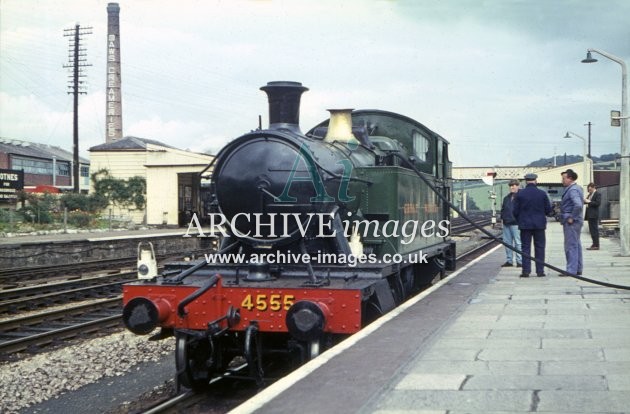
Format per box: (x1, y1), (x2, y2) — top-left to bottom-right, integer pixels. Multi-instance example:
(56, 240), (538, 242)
(526, 153), (620, 167)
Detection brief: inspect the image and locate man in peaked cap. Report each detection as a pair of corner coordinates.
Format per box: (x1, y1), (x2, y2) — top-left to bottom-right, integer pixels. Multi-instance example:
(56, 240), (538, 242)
(513, 173), (552, 277)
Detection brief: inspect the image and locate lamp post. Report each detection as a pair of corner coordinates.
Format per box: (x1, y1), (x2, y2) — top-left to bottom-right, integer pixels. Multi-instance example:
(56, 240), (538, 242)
(563, 131), (590, 190)
(582, 49), (629, 256)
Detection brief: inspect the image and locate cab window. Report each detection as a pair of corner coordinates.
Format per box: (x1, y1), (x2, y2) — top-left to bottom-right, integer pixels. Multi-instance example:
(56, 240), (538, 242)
(413, 131), (429, 162)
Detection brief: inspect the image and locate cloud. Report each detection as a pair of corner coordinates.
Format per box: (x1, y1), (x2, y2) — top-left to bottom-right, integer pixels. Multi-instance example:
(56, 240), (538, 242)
(0, 92), (71, 143)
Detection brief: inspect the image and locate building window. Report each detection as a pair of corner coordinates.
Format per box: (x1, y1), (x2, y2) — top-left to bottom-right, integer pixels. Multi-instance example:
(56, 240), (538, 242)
(57, 162), (70, 176)
(11, 156), (53, 175)
(80, 165), (89, 177)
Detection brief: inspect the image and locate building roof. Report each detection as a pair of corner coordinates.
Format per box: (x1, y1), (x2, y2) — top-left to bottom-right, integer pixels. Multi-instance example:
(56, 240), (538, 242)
(0, 137), (89, 164)
(89, 136), (175, 152)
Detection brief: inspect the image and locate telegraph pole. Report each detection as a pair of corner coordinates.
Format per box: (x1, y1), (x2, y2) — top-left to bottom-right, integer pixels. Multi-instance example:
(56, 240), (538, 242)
(64, 24), (92, 193)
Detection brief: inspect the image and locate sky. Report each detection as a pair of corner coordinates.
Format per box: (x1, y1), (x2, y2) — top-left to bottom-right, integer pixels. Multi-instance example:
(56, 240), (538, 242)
(1, 0), (629, 167)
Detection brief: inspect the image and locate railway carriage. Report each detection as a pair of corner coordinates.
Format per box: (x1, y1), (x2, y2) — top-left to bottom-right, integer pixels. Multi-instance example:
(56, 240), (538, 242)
(122, 81), (456, 389)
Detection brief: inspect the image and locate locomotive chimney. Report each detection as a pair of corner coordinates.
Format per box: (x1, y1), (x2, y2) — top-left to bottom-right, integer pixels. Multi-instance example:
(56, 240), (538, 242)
(260, 81), (309, 134)
(324, 109), (359, 144)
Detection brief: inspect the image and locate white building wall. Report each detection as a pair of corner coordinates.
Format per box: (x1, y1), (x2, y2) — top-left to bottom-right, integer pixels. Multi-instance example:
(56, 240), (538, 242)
(145, 167), (178, 225)
(145, 165), (208, 225)
(144, 148), (213, 225)
(89, 151), (147, 179)
(89, 151), (147, 223)
(89, 147), (213, 225)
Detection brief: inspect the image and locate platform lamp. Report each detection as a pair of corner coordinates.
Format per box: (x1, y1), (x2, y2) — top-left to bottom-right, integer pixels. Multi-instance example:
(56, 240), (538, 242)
(563, 131), (590, 190)
(581, 49), (629, 256)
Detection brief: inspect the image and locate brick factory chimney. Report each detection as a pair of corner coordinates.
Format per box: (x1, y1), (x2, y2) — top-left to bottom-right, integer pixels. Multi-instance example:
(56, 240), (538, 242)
(106, 2), (123, 143)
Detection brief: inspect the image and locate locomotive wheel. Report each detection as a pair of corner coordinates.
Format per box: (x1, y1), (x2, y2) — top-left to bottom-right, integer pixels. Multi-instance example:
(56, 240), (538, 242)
(362, 296), (385, 326)
(390, 272), (405, 304)
(414, 256), (446, 287)
(176, 332), (213, 391)
(433, 256), (447, 280)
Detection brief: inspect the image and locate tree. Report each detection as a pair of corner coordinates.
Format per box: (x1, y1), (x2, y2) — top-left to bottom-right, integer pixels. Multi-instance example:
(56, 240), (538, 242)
(20, 192), (57, 224)
(91, 169), (146, 211)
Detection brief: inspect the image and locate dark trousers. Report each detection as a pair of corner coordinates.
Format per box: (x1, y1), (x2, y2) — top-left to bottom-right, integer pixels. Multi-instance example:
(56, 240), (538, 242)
(587, 218), (599, 247)
(520, 229), (546, 274)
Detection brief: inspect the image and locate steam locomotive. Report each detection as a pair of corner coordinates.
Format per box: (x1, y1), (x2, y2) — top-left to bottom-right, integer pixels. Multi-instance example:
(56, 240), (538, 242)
(122, 81), (456, 389)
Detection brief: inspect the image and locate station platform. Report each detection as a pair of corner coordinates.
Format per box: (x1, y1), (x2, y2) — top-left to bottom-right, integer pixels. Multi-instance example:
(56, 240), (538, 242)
(232, 223), (630, 413)
(0, 228), (191, 246)
(0, 227), (208, 268)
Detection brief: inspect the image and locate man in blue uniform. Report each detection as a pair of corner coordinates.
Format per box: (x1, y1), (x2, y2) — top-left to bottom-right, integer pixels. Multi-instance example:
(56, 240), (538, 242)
(513, 173), (552, 277)
(560, 169), (584, 275)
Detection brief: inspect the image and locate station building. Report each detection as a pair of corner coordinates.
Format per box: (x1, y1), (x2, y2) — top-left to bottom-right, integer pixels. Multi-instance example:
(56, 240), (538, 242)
(0, 137), (90, 194)
(88, 136), (213, 226)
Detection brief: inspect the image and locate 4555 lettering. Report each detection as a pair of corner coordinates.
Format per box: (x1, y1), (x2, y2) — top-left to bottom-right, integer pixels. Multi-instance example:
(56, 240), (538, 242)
(241, 293), (295, 312)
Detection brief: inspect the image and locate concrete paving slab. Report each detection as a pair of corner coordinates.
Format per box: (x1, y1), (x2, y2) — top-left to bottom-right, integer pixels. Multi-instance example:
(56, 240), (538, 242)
(447, 320), (546, 330)
(372, 390), (533, 412)
(544, 320), (629, 329)
(374, 410), (447, 414)
(590, 328), (630, 339)
(439, 328), (492, 338)
(462, 374), (608, 391)
(498, 314), (586, 323)
(537, 390), (630, 413)
(478, 347), (605, 361)
(606, 374), (630, 390)
(395, 374), (467, 390)
(407, 360), (540, 376)
(431, 338), (541, 349)
(487, 328), (590, 339)
(541, 360), (630, 375)
(542, 337), (630, 348)
(419, 348), (481, 361)
(603, 348), (630, 361)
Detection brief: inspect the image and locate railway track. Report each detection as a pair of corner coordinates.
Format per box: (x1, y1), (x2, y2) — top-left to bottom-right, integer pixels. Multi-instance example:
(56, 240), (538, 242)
(0, 247), (214, 313)
(141, 363), (255, 414)
(0, 272), (133, 314)
(0, 297), (122, 355)
(0, 256), (141, 286)
(0, 249), (211, 288)
(0, 248), (216, 355)
(450, 212), (495, 235)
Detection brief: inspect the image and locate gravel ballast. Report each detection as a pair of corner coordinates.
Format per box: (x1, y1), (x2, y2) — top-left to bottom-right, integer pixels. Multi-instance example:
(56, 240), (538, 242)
(0, 331), (175, 413)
